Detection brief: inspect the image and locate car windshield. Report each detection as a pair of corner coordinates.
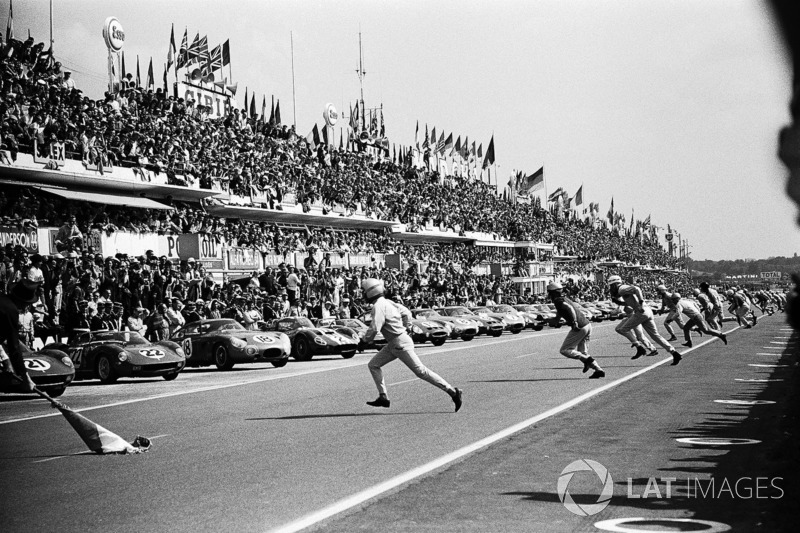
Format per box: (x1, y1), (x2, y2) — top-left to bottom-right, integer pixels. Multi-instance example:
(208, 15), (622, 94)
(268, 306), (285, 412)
(471, 308), (491, 314)
(338, 319), (363, 328)
(293, 318), (315, 328)
(514, 305), (533, 311)
(211, 321), (246, 332)
(440, 307), (473, 316)
(415, 310), (442, 318)
(88, 331), (148, 345)
(493, 305), (515, 313)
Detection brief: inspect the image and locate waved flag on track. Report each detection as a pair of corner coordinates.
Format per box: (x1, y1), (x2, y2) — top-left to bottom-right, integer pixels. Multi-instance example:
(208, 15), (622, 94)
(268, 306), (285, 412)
(518, 167), (544, 195)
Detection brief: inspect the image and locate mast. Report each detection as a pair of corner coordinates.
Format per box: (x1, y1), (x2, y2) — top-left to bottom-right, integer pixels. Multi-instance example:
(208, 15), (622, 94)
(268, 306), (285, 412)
(356, 31), (366, 131)
(291, 31), (297, 128)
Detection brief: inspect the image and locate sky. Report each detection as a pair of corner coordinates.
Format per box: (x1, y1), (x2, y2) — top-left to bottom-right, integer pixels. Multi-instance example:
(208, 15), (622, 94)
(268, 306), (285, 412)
(3, 0), (796, 261)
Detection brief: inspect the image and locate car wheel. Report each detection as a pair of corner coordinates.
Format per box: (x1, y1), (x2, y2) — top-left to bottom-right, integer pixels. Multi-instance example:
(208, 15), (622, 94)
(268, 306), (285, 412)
(511, 329), (521, 334)
(341, 350), (356, 359)
(214, 345), (235, 370)
(293, 338), (313, 361)
(271, 359), (288, 368)
(532, 325), (544, 331)
(461, 334), (475, 342)
(432, 338), (446, 346)
(163, 372), (179, 381)
(48, 385), (66, 397)
(491, 331), (503, 337)
(97, 355), (118, 384)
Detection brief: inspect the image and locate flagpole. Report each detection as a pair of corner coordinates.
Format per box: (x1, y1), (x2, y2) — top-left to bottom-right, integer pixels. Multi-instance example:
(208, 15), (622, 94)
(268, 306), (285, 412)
(49, 0), (53, 51)
(291, 31), (297, 129)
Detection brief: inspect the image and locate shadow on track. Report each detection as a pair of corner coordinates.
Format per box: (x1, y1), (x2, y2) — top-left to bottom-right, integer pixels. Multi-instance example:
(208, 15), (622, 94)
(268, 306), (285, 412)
(248, 411), (443, 420)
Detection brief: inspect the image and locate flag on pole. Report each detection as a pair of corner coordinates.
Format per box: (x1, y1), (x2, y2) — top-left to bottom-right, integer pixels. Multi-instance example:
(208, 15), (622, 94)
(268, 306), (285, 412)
(482, 135), (495, 169)
(275, 100), (281, 124)
(222, 39), (231, 66)
(430, 127), (437, 150)
(607, 197), (615, 224)
(6, 0), (13, 42)
(477, 143), (483, 160)
(147, 58), (154, 89)
(322, 124), (328, 145)
(454, 136), (461, 157)
(312, 124), (321, 146)
(261, 96), (266, 121)
(187, 33), (200, 64)
(177, 28), (188, 69)
(208, 45), (222, 72)
(574, 185), (583, 206)
(415, 121), (419, 149)
(167, 24), (176, 72)
(243, 87), (248, 115)
(163, 64), (168, 93)
(136, 55), (141, 86)
(518, 167), (544, 195)
(548, 187), (564, 202)
(442, 133), (454, 155)
(249, 93), (256, 118)
(121, 51), (127, 79)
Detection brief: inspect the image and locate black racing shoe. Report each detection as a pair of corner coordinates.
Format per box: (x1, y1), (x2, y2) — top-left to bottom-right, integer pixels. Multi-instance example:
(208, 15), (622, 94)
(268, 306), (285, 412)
(721, 334), (728, 345)
(682, 341), (693, 348)
(367, 396), (390, 408)
(752, 314), (758, 325)
(632, 345), (648, 359)
(582, 356), (595, 373)
(451, 388), (463, 413)
(589, 369), (605, 379)
(670, 350), (682, 366)
(647, 349), (659, 357)
(667, 336), (678, 341)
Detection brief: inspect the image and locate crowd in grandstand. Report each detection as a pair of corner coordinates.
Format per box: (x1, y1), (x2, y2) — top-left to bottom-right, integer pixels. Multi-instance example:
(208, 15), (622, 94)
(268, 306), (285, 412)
(1, 34), (694, 345)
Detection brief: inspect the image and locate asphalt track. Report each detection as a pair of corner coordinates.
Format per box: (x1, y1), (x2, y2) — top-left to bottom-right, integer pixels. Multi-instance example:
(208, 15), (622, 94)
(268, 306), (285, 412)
(1, 314), (795, 532)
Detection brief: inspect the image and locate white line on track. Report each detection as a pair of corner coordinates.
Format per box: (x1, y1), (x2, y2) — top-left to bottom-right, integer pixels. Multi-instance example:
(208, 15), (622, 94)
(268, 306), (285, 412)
(32, 434), (170, 463)
(268, 327), (739, 533)
(2, 328), (587, 426)
(387, 378), (418, 387)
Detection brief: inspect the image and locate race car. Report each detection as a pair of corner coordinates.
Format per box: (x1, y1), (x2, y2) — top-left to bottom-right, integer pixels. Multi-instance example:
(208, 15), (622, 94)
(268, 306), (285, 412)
(487, 304), (538, 331)
(0, 343), (74, 397)
(595, 300), (624, 320)
(578, 302), (606, 322)
(437, 306), (505, 337)
(469, 306), (525, 334)
(512, 304), (550, 330)
(47, 330), (185, 384)
(266, 316), (359, 361)
(412, 308), (479, 341)
(357, 311), (449, 346)
(313, 317), (387, 351)
(172, 319), (291, 370)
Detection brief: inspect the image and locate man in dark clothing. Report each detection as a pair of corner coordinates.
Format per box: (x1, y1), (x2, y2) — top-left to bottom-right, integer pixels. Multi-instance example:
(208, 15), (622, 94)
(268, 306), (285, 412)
(181, 302), (203, 325)
(548, 282), (605, 379)
(0, 280), (41, 392)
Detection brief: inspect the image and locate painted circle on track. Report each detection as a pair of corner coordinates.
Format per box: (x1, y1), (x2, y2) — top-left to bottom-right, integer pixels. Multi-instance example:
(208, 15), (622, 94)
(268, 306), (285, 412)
(595, 517), (731, 533)
(714, 399), (776, 406)
(676, 437), (761, 446)
(735, 378), (784, 382)
(748, 364), (789, 368)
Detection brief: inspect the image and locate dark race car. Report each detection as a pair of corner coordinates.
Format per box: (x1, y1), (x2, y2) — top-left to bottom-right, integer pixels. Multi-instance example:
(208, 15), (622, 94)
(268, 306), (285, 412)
(411, 308), (479, 341)
(357, 311), (449, 347)
(47, 330), (185, 384)
(314, 317), (387, 351)
(266, 316), (359, 361)
(171, 319), (291, 370)
(0, 343), (74, 397)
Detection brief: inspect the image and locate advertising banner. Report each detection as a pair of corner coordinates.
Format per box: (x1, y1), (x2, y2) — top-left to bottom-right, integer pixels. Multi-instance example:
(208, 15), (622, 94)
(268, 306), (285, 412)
(178, 234), (224, 269)
(229, 247), (262, 271)
(1, 225), (40, 253)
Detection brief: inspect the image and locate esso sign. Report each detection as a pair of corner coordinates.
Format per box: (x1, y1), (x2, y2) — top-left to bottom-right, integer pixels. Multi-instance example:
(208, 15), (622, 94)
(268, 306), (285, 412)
(103, 17), (125, 52)
(323, 103), (338, 126)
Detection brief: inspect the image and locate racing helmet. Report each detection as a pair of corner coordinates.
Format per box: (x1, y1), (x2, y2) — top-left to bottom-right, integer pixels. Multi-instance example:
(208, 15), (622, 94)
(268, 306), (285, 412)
(692, 288), (701, 296)
(726, 289), (734, 297)
(606, 275), (622, 285)
(361, 278), (385, 300)
(547, 282), (563, 292)
(670, 292), (681, 301)
(656, 284), (668, 293)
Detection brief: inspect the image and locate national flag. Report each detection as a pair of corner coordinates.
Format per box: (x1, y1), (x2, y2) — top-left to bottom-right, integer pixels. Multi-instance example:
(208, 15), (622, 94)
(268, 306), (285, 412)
(177, 28), (189, 69)
(607, 197), (615, 223)
(147, 58), (154, 89)
(643, 214), (651, 228)
(163, 64), (168, 93)
(574, 185), (583, 206)
(136, 55), (141, 86)
(442, 133), (453, 155)
(380, 108), (385, 137)
(6, 0), (12, 42)
(243, 87), (248, 115)
(518, 167), (544, 195)
(306, 127), (317, 149)
(461, 136), (469, 159)
(261, 96), (267, 121)
(423, 124), (429, 149)
(482, 135), (495, 169)
(188, 34), (209, 64)
(430, 127), (437, 150)
(548, 187), (564, 202)
(339, 131), (343, 150)
(275, 100), (281, 124)
(322, 124), (329, 145)
(121, 51), (127, 79)
(167, 24), (176, 72)
(208, 45), (222, 72)
(187, 33), (200, 63)
(312, 124), (321, 146)
(415, 121), (419, 149)
(454, 136), (461, 157)
(222, 39), (231, 66)
(477, 143), (483, 160)
(435, 131), (445, 153)
(249, 93), (256, 118)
